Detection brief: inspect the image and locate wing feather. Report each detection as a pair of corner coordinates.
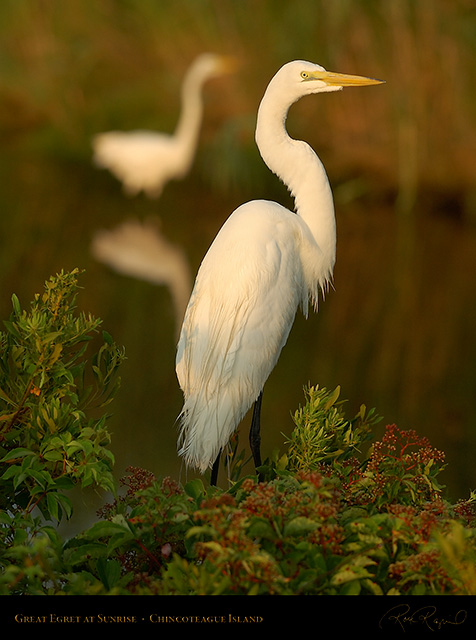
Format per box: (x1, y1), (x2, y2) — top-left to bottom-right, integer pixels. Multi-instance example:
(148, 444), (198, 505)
(176, 201), (305, 471)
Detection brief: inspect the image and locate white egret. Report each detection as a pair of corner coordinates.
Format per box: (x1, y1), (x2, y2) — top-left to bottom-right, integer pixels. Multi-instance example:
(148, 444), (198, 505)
(175, 60), (383, 483)
(91, 218), (192, 337)
(92, 53), (236, 198)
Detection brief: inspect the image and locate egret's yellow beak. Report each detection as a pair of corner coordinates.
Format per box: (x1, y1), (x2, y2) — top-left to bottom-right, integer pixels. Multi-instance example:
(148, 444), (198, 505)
(307, 70), (384, 87)
(218, 56), (240, 74)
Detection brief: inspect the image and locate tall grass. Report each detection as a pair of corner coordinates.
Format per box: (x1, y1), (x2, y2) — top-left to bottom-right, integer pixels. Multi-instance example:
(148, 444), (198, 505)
(2, 1), (476, 201)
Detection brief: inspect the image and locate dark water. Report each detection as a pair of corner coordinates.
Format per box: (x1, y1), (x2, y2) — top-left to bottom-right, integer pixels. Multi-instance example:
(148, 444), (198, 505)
(1, 148), (475, 525)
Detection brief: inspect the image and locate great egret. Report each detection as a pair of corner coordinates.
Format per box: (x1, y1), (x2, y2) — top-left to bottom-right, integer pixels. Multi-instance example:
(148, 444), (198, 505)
(92, 53), (236, 198)
(175, 60), (383, 483)
(91, 218), (192, 337)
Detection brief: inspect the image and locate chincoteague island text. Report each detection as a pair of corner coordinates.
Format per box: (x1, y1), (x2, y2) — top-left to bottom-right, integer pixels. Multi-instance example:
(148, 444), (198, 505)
(13, 613), (264, 625)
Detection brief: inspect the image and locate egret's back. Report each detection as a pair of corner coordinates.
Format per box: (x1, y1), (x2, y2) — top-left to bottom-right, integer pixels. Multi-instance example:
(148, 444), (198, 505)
(176, 200), (308, 471)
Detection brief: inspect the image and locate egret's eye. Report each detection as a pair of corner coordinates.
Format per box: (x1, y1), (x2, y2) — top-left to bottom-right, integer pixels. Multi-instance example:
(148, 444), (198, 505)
(300, 71), (309, 80)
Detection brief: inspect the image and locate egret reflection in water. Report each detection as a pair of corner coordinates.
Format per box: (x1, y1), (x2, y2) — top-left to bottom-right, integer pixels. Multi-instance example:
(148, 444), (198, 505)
(91, 218), (192, 337)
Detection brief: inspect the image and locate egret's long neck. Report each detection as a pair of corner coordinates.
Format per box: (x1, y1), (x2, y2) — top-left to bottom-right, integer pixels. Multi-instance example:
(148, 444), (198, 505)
(174, 73), (206, 165)
(255, 90), (336, 286)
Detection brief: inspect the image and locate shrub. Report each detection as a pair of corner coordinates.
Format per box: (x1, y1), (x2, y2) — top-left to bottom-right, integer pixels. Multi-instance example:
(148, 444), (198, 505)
(0, 269), (124, 594)
(62, 388), (476, 596)
(1, 272), (475, 596)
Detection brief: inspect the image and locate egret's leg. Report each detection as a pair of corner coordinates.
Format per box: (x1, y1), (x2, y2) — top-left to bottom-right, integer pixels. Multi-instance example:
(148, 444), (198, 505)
(212, 392), (263, 486)
(249, 391), (263, 471)
(211, 453), (220, 486)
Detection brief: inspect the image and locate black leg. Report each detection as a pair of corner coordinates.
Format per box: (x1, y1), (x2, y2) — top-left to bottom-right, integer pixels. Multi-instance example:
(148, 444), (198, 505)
(211, 451), (220, 486)
(212, 391), (263, 486)
(249, 391), (263, 472)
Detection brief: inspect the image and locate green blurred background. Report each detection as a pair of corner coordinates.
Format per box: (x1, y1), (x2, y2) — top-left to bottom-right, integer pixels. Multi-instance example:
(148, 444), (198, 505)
(1, 0), (475, 512)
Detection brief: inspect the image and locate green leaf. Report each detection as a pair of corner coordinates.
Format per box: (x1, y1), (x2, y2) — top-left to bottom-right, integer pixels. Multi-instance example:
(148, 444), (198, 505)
(97, 558), (122, 590)
(324, 385), (341, 410)
(46, 492), (60, 521)
(184, 478), (206, 501)
(102, 331), (114, 345)
(0, 447), (35, 462)
(67, 542), (109, 566)
(284, 516), (318, 537)
(11, 294), (21, 316)
(340, 580), (361, 595)
(247, 518), (276, 540)
(86, 520), (133, 540)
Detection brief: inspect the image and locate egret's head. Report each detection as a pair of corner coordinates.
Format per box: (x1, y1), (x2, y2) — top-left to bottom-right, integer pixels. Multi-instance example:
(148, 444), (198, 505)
(190, 53), (238, 82)
(272, 60), (384, 102)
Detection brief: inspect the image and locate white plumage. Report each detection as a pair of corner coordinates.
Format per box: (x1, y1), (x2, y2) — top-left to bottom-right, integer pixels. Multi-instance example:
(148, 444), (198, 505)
(92, 53), (235, 198)
(175, 60), (383, 477)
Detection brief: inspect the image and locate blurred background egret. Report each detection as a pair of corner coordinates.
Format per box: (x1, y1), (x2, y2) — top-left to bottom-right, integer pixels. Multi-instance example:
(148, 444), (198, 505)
(92, 52), (236, 198)
(1, 0), (476, 508)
